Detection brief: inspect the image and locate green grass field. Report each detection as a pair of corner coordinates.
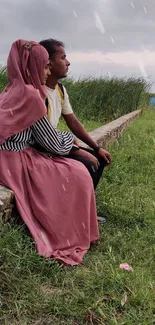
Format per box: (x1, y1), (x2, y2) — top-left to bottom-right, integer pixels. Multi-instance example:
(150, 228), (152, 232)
(1, 109), (155, 325)
(58, 116), (102, 132)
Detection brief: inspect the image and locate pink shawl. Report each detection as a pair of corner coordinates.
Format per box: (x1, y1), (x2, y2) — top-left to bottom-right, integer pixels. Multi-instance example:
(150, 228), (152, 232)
(0, 39), (49, 144)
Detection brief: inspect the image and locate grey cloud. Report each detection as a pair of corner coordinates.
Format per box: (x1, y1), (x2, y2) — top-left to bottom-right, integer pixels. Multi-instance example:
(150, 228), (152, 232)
(0, 0), (155, 90)
(1, 0), (155, 55)
(69, 59), (154, 85)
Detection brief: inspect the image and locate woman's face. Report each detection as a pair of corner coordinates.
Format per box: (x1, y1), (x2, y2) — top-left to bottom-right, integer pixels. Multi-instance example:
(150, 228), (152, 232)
(41, 60), (51, 84)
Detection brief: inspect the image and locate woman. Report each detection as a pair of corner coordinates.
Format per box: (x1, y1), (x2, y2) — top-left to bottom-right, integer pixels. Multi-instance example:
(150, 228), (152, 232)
(0, 39), (99, 266)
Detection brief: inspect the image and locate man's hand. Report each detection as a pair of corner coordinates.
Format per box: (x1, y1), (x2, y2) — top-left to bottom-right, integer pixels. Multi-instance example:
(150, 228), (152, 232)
(72, 148), (100, 169)
(73, 137), (80, 146)
(98, 148), (112, 166)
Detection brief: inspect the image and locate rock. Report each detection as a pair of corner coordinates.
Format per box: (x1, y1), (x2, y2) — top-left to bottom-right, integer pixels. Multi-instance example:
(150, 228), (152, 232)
(0, 185), (14, 222)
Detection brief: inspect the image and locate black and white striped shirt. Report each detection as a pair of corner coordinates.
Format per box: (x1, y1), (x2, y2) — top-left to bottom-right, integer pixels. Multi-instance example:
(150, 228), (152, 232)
(0, 115), (74, 155)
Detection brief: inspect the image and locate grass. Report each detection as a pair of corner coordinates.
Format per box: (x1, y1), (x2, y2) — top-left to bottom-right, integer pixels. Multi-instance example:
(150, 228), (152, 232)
(63, 77), (149, 122)
(0, 68), (150, 126)
(1, 108), (155, 324)
(58, 116), (102, 132)
(0, 67), (8, 93)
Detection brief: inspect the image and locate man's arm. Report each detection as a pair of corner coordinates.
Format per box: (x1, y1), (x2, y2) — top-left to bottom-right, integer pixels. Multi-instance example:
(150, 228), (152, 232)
(61, 86), (99, 148)
(63, 113), (112, 165)
(63, 113), (98, 149)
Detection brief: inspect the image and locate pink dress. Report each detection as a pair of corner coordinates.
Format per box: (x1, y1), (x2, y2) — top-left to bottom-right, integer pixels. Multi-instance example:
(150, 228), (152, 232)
(0, 126), (99, 266)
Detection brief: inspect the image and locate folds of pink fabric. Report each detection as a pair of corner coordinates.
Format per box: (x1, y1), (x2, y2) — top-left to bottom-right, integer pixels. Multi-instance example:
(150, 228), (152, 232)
(0, 148), (99, 265)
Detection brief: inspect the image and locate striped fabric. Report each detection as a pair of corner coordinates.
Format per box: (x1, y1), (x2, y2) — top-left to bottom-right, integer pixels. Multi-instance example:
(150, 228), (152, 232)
(0, 128), (34, 151)
(0, 116), (74, 155)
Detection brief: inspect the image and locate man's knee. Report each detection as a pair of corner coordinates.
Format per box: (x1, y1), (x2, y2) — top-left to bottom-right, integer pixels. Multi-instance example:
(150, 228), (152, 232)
(98, 155), (107, 168)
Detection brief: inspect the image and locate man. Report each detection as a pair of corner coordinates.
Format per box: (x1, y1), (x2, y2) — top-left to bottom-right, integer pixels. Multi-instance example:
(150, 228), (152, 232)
(39, 38), (111, 190)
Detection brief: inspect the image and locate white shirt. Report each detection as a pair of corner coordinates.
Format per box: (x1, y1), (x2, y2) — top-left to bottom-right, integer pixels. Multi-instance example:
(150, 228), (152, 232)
(46, 85), (73, 128)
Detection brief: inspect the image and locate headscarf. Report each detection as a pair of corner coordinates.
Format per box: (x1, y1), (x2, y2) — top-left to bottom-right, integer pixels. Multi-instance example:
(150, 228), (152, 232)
(0, 39), (49, 144)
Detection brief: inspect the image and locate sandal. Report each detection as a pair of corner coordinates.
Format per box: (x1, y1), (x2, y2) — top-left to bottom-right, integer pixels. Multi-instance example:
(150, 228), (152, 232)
(97, 216), (106, 224)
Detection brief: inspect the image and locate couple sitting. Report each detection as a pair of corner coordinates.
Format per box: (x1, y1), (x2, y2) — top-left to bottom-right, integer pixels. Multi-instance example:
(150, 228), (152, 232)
(0, 38), (111, 266)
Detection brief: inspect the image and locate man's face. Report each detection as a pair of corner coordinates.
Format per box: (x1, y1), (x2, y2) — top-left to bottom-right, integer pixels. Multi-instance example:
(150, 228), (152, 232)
(49, 46), (70, 79)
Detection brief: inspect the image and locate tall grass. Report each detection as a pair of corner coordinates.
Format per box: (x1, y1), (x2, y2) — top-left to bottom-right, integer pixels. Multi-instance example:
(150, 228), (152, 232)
(0, 67), (150, 123)
(63, 76), (150, 122)
(0, 67), (8, 93)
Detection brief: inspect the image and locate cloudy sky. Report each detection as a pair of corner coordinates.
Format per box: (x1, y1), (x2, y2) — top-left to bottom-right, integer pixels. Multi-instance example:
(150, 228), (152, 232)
(1, 0), (155, 91)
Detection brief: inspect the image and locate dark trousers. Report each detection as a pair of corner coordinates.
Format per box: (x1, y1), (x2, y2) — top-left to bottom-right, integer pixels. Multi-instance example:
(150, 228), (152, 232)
(66, 147), (106, 189)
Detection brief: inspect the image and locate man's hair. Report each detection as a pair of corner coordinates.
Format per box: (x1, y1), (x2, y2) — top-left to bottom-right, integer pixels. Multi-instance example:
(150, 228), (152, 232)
(39, 39), (64, 59)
